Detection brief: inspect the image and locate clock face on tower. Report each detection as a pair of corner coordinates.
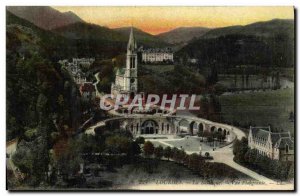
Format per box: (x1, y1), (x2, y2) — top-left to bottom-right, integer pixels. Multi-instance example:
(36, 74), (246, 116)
(130, 78), (135, 83)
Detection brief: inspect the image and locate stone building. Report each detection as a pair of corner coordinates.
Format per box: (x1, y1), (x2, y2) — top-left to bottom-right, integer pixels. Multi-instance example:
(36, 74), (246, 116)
(111, 28), (138, 99)
(72, 58), (95, 68)
(139, 47), (173, 64)
(79, 82), (96, 102)
(59, 58), (90, 85)
(248, 126), (294, 161)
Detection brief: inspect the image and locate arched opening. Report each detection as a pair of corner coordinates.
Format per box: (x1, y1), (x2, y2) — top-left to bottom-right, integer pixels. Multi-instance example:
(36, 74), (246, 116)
(223, 129), (227, 142)
(178, 119), (189, 134)
(198, 123), (204, 136)
(210, 126), (216, 132)
(141, 120), (159, 134)
(189, 121), (196, 135)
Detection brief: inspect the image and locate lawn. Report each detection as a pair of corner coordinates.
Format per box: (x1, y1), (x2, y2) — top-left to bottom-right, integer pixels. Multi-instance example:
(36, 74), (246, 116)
(219, 88), (295, 135)
(140, 64), (175, 74)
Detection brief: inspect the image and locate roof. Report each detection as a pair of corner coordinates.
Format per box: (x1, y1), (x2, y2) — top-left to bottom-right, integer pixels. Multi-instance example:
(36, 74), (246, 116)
(139, 47), (173, 53)
(80, 82), (95, 92)
(250, 126), (292, 148)
(127, 27), (137, 51)
(250, 126), (271, 140)
(274, 137), (294, 150)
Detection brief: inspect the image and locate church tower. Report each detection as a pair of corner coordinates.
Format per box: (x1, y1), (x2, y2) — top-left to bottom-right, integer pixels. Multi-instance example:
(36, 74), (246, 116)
(124, 27), (138, 98)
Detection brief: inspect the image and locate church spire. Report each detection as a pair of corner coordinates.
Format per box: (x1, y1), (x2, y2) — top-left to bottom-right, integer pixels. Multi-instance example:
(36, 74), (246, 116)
(127, 27), (136, 51)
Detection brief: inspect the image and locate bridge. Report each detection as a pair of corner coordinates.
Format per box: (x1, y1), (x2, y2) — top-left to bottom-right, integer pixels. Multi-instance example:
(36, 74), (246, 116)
(84, 114), (277, 184)
(85, 114), (241, 141)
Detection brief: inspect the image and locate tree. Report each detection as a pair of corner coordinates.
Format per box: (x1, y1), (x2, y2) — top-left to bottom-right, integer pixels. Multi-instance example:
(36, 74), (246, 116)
(56, 139), (83, 179)
(233, 139), (241, 156)
(135, 136), (145, 145)
(205, 152), (210, 158)
(128, 141), (141, 157)
(154, 146), (164, 160)
(289, 111), (294, 122)
(173, 149), (186, 164)
(143, 141), (154, 157)
(163, 146), (172, 160)
(105, 135), (130, 154)
(188, 153), (199, 170)
(12, 136), (50, 185)
(233, 137), (249, 163)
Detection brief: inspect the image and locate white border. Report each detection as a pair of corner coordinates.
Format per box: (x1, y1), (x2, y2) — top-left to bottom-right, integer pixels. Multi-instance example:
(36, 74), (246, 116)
(1, 0), (298, 195)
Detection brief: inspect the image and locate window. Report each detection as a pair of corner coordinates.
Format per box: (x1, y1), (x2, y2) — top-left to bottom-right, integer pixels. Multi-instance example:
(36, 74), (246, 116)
(130, 57), (135, 68)
(286, 145), (289, 153)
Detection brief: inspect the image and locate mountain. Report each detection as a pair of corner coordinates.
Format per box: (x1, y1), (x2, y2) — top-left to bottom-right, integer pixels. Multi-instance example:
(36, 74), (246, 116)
(156, 27), (211, 45)
(203, 19), (294, 39)
(7, 11), (127, 60)
(177, 19), (294, 68)
(114, 27), (169, 47)
(7, 12), (82, 141)
(6, 6), (84, 30)
(52, 22), (127, 42)
(6, 10), (80, 61)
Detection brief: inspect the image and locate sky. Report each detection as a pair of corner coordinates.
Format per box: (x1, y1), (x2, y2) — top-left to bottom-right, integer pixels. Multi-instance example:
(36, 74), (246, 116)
(53, 6), (294, 35)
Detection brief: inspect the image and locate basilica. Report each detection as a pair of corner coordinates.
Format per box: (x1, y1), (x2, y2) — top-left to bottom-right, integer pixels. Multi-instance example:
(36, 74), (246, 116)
(111, 28), (138, 99)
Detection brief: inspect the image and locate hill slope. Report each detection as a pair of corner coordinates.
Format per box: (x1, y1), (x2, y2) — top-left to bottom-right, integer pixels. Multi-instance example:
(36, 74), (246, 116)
(6, 10), (79, 61)
(203, 19), (294, 39)
(177, 19), (294, 68)
(7, 11), (127, 59)
(6, 6), (84, 30)
(52, 22), (127, 42)
(156, 27), (210, 44)
(6, 15), (82, 141)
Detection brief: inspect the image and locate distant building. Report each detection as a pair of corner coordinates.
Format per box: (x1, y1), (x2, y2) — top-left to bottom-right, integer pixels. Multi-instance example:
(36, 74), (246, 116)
(79, 82), (96, 101)
(74, 72), (87, 85)
(139, 47), (173, 64)
(188, 58), (199, 64)
(72, 58), (95, 68)
(248, 126), (294, 161)
(59, 58), (94, 85)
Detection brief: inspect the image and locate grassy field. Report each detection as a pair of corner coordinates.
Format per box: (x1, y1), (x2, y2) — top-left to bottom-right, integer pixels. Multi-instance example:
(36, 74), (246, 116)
(140, 64), (175, 74)
(139, 64), (205, 94)
(219, 88), (295, 136)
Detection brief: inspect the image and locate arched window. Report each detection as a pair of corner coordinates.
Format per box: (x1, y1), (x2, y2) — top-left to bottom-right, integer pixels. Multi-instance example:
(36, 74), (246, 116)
(167, 124), (169, 131)
(130, 57), (135, 68)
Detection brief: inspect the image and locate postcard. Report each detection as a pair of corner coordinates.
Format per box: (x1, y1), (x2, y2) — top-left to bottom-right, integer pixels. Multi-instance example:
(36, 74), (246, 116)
(6, 6), (295, 191)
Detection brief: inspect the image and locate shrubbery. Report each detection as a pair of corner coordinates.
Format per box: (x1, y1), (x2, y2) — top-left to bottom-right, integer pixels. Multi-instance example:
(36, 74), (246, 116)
(233, 137), (294, 181)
